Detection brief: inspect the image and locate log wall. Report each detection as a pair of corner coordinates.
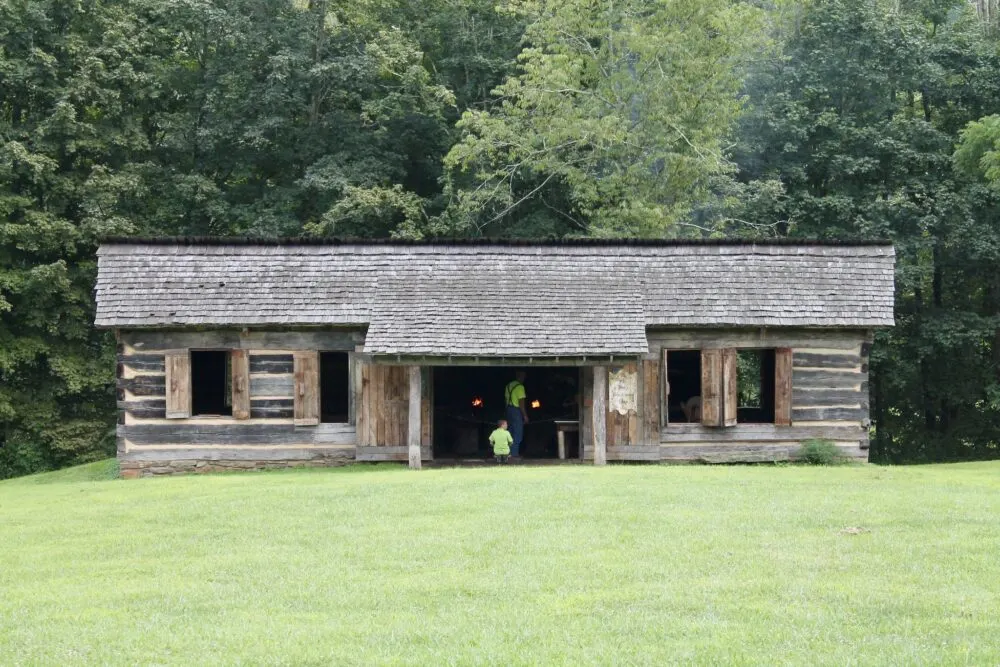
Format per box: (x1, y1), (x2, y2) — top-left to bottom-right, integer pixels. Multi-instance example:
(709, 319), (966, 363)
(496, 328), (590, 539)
(117, 329), (364, 476)
(651, 328), (872, 463)
(116, 326), (875, 475)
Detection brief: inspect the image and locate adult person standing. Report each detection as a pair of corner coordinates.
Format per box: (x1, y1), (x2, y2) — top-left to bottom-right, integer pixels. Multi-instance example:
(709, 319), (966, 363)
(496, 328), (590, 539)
(504, 371), (529, 458)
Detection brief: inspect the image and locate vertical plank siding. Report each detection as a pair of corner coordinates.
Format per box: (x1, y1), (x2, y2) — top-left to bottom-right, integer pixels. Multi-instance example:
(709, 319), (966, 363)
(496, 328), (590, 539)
(606, 362), (638, 447)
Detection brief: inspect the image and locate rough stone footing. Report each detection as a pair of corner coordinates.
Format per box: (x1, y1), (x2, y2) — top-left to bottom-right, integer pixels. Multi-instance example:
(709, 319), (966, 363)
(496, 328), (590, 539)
(119, 458), (349, 478)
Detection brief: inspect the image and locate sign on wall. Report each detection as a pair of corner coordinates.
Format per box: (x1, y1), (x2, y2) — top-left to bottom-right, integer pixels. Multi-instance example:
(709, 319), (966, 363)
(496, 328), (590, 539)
(608, 364), (638, 415)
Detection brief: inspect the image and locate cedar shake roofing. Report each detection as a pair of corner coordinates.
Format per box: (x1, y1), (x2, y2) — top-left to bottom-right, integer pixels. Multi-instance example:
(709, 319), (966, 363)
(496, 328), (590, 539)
(95, 240), (896, 357)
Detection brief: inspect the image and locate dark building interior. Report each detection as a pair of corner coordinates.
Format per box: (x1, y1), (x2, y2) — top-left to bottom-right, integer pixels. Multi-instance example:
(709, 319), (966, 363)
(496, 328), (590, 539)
(433, 367), (579, 459)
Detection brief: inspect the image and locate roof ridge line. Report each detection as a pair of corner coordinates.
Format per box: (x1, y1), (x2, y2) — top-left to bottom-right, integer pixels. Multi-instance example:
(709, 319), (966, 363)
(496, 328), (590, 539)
(98, 236), (894, 248)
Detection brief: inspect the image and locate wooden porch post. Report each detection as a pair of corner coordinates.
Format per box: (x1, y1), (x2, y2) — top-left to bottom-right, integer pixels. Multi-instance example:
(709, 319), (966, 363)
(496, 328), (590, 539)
(593, 365), (607, 466)
(408, 365), (422, 469)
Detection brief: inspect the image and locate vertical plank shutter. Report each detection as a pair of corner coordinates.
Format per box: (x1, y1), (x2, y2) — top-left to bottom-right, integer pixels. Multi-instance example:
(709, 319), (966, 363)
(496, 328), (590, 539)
(701, 349), (723, 427)
(421, 367), (433, 448)
(357, 358), (372, 446)
(661, 349), (669, 427)
(231, 349), (250, 420)
(165, 351), (191, 419)
(774, 347), (793, 426)
(294, 351), (320, 426)
(642, 354), (660, 444)
(723, 348), (738, 427)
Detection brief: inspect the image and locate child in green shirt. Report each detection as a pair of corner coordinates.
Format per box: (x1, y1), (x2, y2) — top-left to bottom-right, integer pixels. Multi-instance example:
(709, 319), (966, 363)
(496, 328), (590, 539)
(489, 419), (514, 464)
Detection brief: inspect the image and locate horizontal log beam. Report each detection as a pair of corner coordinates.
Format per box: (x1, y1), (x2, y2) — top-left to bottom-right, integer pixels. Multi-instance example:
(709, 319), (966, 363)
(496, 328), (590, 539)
(356, 445), (431, 461)
(374, 356), (635, 367)
(249, 399), (294, 419)
(123, 423), (356, 446)
(119, 400), (166, 419)
(792, 370), (867, 389)
(661, 423), (865, 443)
(249, 355), (294, 374)
(647, 328), (863, 351)
(117, 354), (165, 373)
(123, 330), (363, 352)
(249, 375), (294, 398)
(792, 407), (865, 422)
(117, 375), (166, 397)
(121, 447), (354, 463)
(659, 442), (867, 463)
(792, 352), (861, 369)
(792, 388), (866, 408)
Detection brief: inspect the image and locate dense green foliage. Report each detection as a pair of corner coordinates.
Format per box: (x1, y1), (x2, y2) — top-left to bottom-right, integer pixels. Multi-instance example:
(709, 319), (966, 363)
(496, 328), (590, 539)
(3, 462), (1000, 663)
(2, 0), (1000, 474)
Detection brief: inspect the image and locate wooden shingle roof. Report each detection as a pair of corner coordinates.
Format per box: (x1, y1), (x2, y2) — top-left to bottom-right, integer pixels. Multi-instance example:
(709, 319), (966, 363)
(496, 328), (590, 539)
(95, 240), (895, 357)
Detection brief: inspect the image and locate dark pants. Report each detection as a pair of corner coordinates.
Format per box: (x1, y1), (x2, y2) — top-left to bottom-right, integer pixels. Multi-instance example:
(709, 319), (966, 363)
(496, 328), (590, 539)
(505, 405), (524, 456)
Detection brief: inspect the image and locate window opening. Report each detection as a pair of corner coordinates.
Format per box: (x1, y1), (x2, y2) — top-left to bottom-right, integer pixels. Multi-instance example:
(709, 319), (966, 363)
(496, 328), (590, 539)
(191, 350), (232, 416)
(666, 350), (702, 423)
(737, 349), (776, 424)
(320, 352), (350, 423)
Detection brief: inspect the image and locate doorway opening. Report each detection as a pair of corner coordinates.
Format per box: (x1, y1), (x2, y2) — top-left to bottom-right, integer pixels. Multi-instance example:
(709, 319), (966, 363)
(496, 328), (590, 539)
(432, 366), (579, 459)
(320, 352), (350, 423)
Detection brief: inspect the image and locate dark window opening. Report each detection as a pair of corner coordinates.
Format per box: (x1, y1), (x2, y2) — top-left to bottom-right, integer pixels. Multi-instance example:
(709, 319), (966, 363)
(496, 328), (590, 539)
(320, 352), (350, 423)
(737, 349), (776, 423)
(666, 350), (702, 423)
(191, 350), (231, 416)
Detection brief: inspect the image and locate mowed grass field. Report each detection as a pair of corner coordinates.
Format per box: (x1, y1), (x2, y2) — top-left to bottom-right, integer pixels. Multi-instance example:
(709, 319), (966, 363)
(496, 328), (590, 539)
(1, 461), (999, 665)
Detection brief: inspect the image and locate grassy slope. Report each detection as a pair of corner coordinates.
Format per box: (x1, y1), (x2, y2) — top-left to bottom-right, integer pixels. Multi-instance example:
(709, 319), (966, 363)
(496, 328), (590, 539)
(1, 462), (998, 665)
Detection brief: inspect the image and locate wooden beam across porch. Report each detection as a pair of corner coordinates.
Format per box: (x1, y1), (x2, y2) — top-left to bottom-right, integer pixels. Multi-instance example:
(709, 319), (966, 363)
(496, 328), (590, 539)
(369, 355), (641, 367)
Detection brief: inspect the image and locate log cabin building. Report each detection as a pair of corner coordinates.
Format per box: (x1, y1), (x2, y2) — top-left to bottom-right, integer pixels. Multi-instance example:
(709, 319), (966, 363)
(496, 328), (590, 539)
(94, 239), (895, 477)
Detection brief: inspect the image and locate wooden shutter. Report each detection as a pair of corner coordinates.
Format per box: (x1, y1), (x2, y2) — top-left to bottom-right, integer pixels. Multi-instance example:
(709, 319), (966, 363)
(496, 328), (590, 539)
(165, 351), (191, 419)
(231, 349), (250, 420)
(642, 353), (660, 444)
(723, 348), (738, 427)
(661, 349), (669, 427)
(357, 357), (371, 446)
(774, 347), (793, 426)
(701, 349), (723, 427)
(294, 351), (320, 426)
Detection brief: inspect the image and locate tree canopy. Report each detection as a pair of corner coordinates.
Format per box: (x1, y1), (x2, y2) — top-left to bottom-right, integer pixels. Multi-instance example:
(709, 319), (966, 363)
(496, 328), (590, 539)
(3, 0), (1000, 475)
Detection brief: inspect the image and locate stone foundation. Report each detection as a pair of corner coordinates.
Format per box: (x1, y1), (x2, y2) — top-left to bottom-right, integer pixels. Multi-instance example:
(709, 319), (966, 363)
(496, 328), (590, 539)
(119, 457), (352, 478)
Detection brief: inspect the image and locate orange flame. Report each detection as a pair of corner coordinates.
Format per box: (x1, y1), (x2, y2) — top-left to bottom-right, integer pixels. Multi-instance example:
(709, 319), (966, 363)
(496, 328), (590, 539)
(531, 400), (541, 409)
(471, 397), (483, 407)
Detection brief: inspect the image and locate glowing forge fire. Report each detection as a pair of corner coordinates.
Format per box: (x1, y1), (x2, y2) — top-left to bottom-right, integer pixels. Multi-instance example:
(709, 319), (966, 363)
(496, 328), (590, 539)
(471, 397), (484, 407)
(531, 400), (541, 409)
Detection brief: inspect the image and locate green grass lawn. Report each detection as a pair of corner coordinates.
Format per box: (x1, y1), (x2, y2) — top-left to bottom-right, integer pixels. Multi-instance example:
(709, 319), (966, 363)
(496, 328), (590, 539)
(2, 461), (999, 665)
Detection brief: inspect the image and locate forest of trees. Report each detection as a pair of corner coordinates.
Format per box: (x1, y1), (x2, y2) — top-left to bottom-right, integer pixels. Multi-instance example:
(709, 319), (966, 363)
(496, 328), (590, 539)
(3, 0), (1000, 476)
